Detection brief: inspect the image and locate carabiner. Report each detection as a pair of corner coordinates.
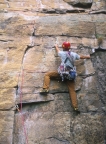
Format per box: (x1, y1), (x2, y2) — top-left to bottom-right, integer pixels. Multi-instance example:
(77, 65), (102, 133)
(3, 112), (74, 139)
(15, 105), (20, 112)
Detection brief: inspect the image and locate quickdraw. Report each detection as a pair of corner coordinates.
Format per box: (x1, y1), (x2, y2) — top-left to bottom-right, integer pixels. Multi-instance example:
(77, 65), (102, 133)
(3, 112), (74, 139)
(15, 105), (20, 112)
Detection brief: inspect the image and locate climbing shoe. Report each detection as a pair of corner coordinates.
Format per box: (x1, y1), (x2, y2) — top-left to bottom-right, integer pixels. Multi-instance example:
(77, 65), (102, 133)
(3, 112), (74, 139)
(74, 107), (80, 114)
(40, 88), (49, 94)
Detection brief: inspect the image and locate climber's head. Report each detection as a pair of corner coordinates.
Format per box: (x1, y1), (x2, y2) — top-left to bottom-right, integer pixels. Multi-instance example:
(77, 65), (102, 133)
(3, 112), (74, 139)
(62, 42), (71, 51)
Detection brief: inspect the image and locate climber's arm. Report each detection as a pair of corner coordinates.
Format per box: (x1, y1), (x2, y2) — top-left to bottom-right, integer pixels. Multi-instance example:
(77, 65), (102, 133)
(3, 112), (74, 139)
(54, 44), (60, 53)
(80, 55), (90, 59)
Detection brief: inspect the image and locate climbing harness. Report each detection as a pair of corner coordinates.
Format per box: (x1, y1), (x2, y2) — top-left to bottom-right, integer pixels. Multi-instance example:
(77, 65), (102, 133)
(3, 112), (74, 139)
(58, 52), (77, 81)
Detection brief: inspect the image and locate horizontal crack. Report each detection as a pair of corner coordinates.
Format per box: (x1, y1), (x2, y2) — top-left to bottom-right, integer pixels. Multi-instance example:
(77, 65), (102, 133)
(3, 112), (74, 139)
(0, 39), (13, 42)
(47, 136), (70, 143)
(78, 72), (95, 78)
(16, 99), (53, 106)
(89, 10), (106, 14)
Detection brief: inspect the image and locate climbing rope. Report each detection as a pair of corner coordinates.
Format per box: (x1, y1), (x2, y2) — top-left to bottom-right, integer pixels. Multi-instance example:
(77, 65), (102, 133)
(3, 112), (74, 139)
(15, 68), (47, 144)
(16, 69), (28, 144)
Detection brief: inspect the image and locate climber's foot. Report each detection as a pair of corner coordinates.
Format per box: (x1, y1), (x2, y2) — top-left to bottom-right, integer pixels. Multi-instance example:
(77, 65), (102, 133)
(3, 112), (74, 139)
(40, 88), (49, 95)
(74, 107), (80, 115)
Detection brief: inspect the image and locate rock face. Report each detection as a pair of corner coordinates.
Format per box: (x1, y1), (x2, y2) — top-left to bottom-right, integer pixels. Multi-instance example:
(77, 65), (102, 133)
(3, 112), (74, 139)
(0, 0), (106, 144)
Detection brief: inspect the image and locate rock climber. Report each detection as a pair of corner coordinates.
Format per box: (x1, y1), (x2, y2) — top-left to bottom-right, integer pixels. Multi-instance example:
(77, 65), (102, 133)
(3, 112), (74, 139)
(40, 42), (90, 114)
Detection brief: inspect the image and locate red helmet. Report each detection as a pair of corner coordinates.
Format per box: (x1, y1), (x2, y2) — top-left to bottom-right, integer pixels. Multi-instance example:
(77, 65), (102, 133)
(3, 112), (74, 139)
(62, 42), (71, 50)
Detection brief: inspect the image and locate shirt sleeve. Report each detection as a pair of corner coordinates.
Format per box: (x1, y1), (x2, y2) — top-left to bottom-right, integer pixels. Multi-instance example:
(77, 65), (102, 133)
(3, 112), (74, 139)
(58, 51), (63, 57)
(75, 53), (80, 60)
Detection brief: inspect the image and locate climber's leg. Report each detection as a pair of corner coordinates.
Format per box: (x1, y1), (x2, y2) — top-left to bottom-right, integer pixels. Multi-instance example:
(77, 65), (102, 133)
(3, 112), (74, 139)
(40, 71), (60, 94)
(66, 80), (79, 110)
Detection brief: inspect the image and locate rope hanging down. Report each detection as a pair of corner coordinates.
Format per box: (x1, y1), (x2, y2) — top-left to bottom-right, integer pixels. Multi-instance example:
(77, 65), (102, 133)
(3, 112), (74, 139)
(15, 68), (47, 143)
(16, 69), (28, 144)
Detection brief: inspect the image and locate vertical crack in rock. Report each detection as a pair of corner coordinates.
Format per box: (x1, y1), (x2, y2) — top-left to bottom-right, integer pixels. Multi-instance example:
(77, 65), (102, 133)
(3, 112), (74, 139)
(0, 0), (106, 143)
(5, 0), (10, 8)
(12, 112), (15, 144)
(13, 25), (38, 144)
(94, 22), (96, 39)
(14, 25), (35, 104)
(91, 51), (106, 106)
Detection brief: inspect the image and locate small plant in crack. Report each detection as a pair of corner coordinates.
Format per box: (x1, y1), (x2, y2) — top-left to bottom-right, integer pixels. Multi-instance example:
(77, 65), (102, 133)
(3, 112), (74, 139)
(96, 34), (103, 48)
(98, 37), (103, 47)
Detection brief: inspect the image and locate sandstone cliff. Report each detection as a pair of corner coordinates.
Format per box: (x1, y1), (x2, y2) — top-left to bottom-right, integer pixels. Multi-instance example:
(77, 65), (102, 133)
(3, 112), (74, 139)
(0, 0), (106, 144)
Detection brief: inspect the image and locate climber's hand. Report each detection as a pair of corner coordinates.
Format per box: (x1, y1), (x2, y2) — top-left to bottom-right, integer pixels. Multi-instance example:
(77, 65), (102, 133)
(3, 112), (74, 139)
(54, 44), (60, 53)
(54, 44), (58, 47)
